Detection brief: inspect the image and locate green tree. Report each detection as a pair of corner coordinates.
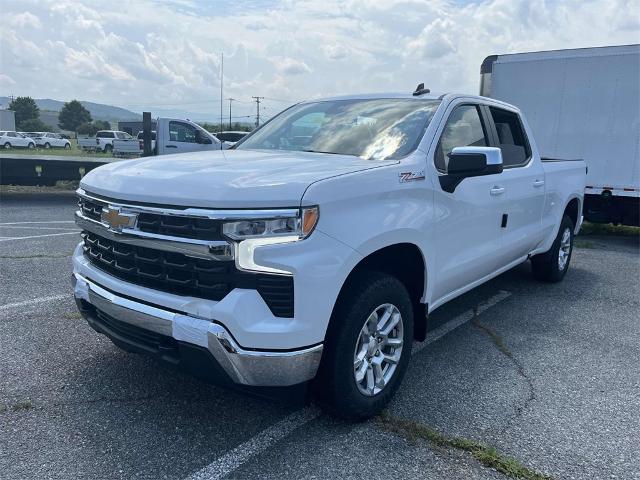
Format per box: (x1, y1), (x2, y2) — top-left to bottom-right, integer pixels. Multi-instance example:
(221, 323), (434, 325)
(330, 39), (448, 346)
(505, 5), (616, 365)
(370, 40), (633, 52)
(93, 120), (111, 130)
(58, 100), (92, 132)
(8, 96), (39, 129)
(76, 122), (99, 136)
(19, 118), (51, 132)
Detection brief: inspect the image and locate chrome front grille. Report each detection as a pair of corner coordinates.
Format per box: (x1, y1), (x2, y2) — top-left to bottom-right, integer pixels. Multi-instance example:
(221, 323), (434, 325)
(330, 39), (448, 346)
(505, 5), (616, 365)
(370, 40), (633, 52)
(76, 190), (295, 317)
(82, 230), (294, 317)
(78, 196), (224, 241)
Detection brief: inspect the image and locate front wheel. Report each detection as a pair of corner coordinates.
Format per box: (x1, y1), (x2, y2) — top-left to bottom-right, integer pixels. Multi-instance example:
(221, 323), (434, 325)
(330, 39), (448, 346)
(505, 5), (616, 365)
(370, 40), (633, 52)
(103, 144), (112, 153)
(531, 214), (574, 282)
(315, 272), (413, 420)
(44, 142), (51, 149)
(3, 142), (10, 149)
(64, 143), (71, 149)
(28, 142), (35, 149)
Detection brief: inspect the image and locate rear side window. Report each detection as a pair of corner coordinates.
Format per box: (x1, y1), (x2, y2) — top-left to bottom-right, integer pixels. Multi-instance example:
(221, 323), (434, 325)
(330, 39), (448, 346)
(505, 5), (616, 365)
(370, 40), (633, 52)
(488, 107), (531, 167)
(435, 105), (488, 173)
(97, 131), (114, 138)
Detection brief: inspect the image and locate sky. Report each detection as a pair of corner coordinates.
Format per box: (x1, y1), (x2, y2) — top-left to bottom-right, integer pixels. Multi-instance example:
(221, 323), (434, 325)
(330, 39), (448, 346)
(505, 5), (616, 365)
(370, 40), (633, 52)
(1, 0), (639, 122)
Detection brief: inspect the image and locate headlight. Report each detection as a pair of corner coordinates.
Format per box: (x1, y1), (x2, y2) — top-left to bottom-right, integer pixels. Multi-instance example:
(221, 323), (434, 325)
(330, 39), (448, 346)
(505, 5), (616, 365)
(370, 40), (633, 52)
(223, 207), (319, 275)
(222, 206), (319, 241)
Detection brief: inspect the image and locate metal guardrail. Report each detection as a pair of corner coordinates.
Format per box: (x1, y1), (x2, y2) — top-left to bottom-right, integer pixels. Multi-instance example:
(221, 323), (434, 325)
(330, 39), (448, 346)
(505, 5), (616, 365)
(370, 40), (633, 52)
(0, 154), (117, 186)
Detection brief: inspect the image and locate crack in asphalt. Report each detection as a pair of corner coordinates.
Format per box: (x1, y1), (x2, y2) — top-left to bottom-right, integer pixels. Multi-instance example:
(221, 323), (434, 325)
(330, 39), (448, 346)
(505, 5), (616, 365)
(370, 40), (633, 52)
(470, 310), (536, 436)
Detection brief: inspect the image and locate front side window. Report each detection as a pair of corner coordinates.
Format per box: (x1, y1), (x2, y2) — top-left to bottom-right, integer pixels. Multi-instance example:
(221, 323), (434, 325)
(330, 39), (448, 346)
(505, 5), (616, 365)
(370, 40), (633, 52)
(169, 121), (198, 143)
(488, 107), (531, 167)
(435, 105), (488, 173)
(236, 98), (441, 160)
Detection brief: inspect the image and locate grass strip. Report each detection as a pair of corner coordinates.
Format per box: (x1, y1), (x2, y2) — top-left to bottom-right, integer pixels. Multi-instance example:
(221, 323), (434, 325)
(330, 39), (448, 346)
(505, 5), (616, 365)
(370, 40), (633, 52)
(378, 414), (553, 480)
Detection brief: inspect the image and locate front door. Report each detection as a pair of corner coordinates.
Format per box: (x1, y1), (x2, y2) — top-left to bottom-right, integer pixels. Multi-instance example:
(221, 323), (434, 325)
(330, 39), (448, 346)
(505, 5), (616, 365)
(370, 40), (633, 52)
(431, 103), (507, 302)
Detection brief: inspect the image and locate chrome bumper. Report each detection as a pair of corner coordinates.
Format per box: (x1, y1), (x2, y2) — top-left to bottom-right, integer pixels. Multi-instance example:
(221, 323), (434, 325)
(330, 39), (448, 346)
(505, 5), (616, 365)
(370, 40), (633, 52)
(72, 273), (322, 387)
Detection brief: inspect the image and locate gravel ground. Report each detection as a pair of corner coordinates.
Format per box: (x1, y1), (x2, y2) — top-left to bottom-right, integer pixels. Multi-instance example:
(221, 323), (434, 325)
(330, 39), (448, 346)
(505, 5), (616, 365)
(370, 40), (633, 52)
(1, 190), (638, 480)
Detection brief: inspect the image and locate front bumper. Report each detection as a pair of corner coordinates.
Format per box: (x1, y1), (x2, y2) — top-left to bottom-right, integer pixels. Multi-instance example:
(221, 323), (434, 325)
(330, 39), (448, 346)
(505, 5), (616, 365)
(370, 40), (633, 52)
(72, 273), (323, 387)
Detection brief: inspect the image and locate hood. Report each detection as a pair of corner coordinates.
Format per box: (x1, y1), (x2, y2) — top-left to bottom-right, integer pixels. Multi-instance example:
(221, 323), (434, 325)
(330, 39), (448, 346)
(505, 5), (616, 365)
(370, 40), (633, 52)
(80, 149), (395, 208)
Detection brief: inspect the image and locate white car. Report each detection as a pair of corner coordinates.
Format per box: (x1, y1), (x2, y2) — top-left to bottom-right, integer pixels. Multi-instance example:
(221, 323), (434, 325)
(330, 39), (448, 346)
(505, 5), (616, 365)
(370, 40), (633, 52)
(72, 89), (586, 420)
(34, 132), (72, 149)
(0, 131), (36, 149)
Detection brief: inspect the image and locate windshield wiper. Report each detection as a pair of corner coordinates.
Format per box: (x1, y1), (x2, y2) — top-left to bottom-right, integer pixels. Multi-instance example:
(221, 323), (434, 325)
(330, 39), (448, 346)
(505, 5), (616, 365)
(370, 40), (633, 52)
(301, 149), (356, 156)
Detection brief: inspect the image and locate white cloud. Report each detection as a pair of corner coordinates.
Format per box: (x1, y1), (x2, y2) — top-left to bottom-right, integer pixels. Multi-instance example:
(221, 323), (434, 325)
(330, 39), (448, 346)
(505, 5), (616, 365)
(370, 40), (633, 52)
(275, 57), (312, 75)
(8, 11), (42, 28)
(0, 0), (638, 121)
(0, 74), (16, 86)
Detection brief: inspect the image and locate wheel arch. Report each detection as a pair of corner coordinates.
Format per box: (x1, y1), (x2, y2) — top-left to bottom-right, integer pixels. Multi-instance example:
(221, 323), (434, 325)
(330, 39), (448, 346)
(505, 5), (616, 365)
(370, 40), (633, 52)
(328, 242), (429, 342)
(564, 196), (581, 232)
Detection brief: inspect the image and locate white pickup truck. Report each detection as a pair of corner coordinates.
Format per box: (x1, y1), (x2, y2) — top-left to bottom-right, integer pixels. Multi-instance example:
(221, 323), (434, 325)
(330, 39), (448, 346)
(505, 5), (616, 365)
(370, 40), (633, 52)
(112, 118), (226, 157)
(72, 89), (586, 419)
(78, 130), (133, 153)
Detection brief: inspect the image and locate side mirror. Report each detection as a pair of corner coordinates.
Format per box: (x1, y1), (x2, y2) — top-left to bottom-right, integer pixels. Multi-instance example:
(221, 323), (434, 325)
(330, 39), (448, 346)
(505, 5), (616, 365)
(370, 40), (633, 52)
(439, 147), (503, 193)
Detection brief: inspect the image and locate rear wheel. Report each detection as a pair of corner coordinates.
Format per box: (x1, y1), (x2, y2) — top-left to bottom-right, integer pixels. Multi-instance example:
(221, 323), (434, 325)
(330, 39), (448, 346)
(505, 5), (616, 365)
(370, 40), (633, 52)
(315, 272), (413, 420)
(28, 142), (35, 149)
(3, 142), (10, 149)
(531, 214), (574, 282)
(104, 144), (113, 153)
(44, 142), (51, 149)
(64, 143), (71, 149)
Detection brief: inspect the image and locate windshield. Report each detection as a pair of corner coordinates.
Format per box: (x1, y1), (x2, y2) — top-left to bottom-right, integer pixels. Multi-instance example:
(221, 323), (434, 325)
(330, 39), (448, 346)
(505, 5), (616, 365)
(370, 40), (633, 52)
(236, 98), (440, 160)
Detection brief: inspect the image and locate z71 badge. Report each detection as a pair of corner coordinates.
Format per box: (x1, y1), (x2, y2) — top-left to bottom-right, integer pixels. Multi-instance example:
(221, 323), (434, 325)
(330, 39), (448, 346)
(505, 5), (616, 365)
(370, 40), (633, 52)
(399, 170), (426, 183)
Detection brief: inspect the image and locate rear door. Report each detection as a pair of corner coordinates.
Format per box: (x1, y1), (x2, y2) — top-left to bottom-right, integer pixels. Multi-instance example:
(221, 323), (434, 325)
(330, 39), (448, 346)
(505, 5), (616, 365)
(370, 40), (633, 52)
(431, 102), (507, 301)
(486, 106), (545, 262)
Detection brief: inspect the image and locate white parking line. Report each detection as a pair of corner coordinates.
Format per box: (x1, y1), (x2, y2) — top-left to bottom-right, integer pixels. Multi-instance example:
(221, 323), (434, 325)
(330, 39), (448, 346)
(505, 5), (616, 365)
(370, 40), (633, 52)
(0, 294), (68, 312)
(0, 232), (79, 242)
(0, 221), (76, 225)
(185, 289), (512, 480)
(187, 407), (322, 480)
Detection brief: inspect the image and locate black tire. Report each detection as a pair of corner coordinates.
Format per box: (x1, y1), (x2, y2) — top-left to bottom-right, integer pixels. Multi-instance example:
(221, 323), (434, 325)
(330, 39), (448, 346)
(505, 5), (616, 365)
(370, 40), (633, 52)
(64, 143), (71, 149)
(28, 142), (35, 149)
(3, 142), (10, 149)
(315, 271), (414, 421)
(104, 144), (113, 153)
(531, 214), (574, 283)
(44, 142), (51, 149)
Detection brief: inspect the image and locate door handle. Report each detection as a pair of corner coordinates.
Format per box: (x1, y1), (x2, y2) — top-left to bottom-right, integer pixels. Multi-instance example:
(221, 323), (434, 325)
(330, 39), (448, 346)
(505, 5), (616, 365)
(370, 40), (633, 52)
(533, 179), (545, 187)
(165, 145), (178, 148)
(490, 186), (506, 196)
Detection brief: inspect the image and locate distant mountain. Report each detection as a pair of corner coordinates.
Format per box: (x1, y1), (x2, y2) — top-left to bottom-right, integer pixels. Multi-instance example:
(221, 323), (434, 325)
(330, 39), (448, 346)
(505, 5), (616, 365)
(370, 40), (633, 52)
(0, 97), (141, 122)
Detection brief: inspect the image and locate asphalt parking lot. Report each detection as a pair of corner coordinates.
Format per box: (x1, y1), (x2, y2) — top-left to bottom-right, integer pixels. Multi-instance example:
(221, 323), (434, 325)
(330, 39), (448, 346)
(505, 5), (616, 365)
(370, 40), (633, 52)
(1, 189), (639, 480)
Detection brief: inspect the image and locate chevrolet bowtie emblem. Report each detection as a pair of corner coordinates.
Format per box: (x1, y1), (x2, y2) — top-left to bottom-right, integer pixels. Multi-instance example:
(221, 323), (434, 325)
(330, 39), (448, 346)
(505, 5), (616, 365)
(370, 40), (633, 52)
(101, 207), (137, 231)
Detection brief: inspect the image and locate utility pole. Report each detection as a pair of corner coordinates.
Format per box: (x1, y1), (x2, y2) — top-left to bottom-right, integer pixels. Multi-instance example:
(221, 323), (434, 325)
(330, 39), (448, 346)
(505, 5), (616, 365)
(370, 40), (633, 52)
(228, 98), (235, 130)
(219, 52), (224, 133)
(252, 96), (264, 128)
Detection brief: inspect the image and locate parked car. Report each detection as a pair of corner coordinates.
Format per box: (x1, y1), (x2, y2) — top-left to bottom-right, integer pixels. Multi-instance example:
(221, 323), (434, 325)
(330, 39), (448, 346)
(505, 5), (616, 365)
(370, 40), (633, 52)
(72, 89), (586, 420)
(34, 132), (72, 149)
(112, 118), (226, 157)
(1, 131), (36, 149)
(215, 130), (249, 145)
(78, 131), (133, 153)
(481, 44), (639, 226)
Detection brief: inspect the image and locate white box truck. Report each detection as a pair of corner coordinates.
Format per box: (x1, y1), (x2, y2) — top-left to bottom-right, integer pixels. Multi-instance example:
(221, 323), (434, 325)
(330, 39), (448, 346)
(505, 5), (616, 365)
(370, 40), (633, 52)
(480, 44), (639, 226)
